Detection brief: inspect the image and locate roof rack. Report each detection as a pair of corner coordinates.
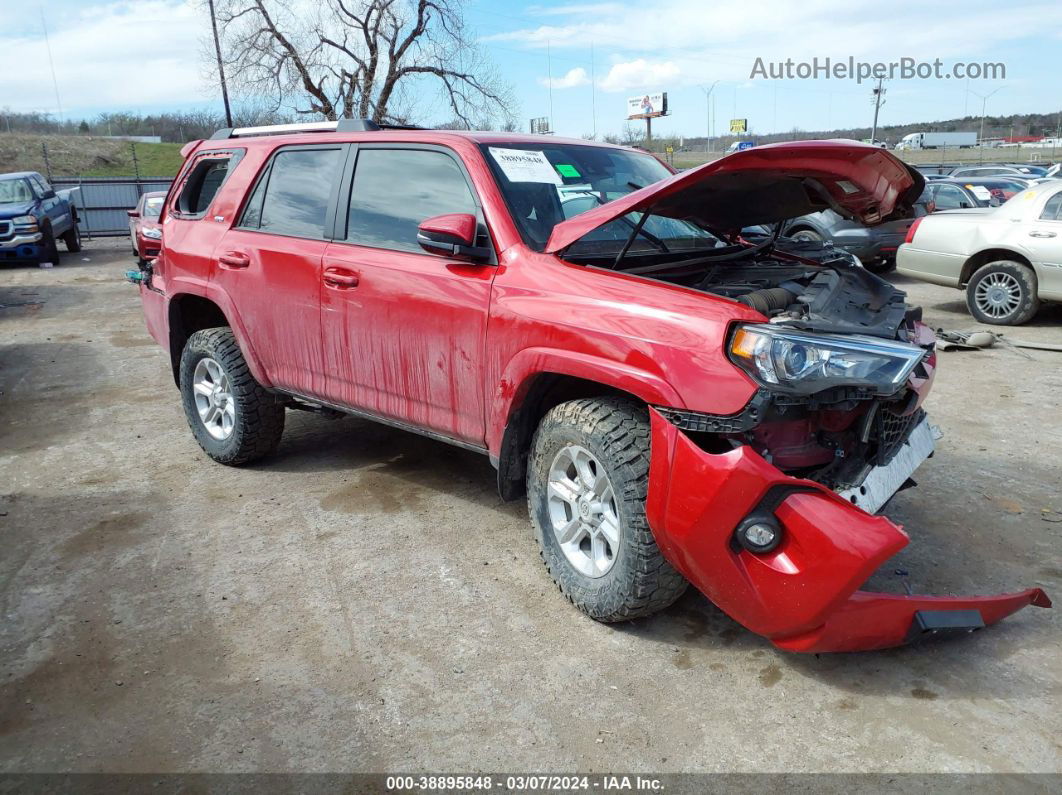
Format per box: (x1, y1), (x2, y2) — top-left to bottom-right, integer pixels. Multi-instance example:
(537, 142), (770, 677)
(208, 118), (421, 139)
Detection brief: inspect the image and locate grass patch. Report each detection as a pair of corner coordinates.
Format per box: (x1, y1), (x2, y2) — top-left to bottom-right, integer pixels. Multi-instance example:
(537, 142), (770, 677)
(0, 133), (185, 177)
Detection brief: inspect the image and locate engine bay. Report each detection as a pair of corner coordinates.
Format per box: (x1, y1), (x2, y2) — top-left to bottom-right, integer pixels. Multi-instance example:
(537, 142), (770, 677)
(571, 234), (935, 494)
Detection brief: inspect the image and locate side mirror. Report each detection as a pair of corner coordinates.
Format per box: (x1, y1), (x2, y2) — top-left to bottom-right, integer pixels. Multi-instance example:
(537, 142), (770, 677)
(417, 213), (490, 262)
(127, 209), (140, 218)
(959, 201), (971, 209)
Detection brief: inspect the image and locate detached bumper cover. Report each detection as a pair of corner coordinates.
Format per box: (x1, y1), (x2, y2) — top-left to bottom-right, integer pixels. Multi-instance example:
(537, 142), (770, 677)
(645, 408), (1050, 653)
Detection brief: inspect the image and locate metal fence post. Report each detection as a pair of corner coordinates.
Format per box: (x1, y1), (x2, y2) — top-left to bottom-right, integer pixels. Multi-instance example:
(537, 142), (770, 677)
(41, 142), (53, 182)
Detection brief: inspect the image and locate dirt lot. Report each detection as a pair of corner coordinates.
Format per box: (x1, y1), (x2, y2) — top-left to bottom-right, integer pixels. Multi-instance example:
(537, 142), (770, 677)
(1, 241), (1060, 775)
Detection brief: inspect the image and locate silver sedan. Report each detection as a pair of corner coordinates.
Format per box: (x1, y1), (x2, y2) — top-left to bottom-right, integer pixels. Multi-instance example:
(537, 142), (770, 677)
(897, 183), (1062, 324)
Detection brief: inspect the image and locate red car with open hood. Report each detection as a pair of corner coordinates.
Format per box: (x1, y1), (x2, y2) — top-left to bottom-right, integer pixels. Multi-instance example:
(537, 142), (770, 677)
(130, 122), (1049, 653)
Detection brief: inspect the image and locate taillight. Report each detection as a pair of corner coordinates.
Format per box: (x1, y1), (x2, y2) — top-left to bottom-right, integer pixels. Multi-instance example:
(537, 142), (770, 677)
(904, 216), (924, 244)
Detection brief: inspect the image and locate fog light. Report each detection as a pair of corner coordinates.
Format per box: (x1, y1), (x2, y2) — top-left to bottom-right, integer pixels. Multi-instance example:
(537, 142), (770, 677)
(736, 517), (782, 553)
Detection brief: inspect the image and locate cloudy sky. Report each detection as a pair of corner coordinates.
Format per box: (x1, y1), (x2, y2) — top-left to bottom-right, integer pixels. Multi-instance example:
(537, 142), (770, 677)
(2, 0), (1061, 138)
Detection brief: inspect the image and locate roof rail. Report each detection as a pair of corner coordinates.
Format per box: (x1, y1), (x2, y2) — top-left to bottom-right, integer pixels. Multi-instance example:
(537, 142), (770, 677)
(209, 118), (382, 140)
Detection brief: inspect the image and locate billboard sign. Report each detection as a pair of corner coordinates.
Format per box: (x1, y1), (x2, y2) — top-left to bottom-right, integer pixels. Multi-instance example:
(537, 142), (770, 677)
(730, 118), (748, 134)
(627, 92), (668, 119)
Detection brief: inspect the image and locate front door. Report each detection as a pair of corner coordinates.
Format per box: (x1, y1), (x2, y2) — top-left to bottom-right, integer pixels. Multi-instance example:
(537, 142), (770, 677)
(320, 145), (495, 445)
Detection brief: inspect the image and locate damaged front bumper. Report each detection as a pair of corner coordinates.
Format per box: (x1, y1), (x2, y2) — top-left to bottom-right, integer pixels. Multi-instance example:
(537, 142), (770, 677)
(645, 408), (1050, 653)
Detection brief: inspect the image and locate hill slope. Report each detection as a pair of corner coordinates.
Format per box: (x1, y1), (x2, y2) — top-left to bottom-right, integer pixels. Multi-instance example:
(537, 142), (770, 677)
(0, 134), (184, 178)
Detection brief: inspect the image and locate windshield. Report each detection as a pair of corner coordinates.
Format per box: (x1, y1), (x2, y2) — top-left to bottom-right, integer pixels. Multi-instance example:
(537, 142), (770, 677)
(0, 179), (33, 205)
(481, 142), (721, 255)
(144, 196), (165, 218)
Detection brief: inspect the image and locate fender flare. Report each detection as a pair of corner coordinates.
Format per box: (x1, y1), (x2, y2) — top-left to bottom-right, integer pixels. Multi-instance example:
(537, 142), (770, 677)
(487, 346), (684, 457)
(166, 278), (273, 388)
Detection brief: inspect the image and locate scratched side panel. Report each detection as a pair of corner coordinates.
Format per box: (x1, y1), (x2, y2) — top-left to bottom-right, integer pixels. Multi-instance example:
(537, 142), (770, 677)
(320, 243), (494, 444)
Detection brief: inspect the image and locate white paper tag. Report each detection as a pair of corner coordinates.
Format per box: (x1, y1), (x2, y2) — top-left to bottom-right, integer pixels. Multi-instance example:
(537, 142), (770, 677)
(489, 147), (562, 185)
(968, 185), (993, 201)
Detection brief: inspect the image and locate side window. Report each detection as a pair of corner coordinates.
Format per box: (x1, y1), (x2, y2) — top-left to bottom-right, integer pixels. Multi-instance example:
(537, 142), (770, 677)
(175, 151), (243, 217)
(30, 175), (51, 197)
(241, 147), (342, 238)
(932, 185), (966, 210)
(1041, 191), (1062, 221)
(346, 148), (477, 252)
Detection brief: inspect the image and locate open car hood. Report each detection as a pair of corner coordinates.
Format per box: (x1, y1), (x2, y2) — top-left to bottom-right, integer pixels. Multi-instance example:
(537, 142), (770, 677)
(544, 140), (926, 254)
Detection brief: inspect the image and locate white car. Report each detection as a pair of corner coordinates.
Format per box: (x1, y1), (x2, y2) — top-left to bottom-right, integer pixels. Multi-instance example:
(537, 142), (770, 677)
(897, 182), (1062, 324)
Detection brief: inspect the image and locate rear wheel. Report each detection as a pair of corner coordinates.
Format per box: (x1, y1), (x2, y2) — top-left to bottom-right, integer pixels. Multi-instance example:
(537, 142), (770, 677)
(527, 398), (687, 622)
(179, 328), (285, 465)
(63, 225), (82, 252)
(966, 261), (1039, 325)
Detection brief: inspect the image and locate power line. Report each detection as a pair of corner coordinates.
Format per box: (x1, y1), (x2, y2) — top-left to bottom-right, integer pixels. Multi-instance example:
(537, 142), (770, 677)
(39, 3), (63, 126)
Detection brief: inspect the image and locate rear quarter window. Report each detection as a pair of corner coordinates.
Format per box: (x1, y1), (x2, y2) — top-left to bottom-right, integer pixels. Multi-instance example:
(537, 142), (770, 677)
(173, 150), (244, 218)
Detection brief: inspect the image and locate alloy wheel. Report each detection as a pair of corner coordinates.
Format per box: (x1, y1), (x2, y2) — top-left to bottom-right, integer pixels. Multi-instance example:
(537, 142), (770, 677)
(192, 357), (235, 440)
(546, 444), (621, 578)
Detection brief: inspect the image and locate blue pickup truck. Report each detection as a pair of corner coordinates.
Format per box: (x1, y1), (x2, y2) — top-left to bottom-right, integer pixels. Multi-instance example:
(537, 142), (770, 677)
(0, 171), (81, 264)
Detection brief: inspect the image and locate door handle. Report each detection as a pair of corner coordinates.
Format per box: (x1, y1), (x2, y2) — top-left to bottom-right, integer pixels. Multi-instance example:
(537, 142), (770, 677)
(323, 266), (359, 289)
(1029, 231), (1057, 238)
(218, 251), (251, 269)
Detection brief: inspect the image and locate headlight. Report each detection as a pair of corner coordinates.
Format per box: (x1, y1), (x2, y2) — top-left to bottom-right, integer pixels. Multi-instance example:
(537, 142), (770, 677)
(729, 324), (925, 396)
(12, 215), (38, 230)
(141, 227), (162, 239)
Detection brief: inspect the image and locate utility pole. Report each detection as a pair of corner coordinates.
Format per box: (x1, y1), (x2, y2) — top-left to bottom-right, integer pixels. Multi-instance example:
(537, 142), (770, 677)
(700, 81), (719, 152)
(590, 43), (597, 139)
(970, 86), (1002, 155)
(870, 78), (885, 143)
(208, 0), (233, 128)
(546, 40), (554, 134)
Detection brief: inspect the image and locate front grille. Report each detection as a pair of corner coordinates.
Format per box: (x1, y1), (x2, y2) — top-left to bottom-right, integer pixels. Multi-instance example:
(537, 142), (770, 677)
(873, 406), (925, 466)
(0, 221), (12, 241)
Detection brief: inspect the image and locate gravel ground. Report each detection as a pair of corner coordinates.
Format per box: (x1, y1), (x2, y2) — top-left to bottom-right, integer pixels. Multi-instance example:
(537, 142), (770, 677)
(1, 239), (1059, 775)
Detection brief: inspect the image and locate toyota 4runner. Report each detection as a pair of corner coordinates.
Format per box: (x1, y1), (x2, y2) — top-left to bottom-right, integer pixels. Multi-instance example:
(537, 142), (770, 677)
(132, 121), (1048, 652)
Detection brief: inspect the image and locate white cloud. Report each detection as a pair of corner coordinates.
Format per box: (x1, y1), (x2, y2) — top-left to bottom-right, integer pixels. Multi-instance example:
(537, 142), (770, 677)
(538, 67), (591, 89)
(599, 59), (680, 92)
(0, 1), (207, 115)
(489, 0), (1062, 86)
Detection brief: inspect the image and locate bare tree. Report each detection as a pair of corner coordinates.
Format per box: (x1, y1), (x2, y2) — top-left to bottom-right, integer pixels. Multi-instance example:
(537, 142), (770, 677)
(213, 0), (513, 127)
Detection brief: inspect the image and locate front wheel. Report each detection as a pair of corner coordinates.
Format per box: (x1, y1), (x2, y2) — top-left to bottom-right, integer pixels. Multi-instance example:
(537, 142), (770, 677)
(179, 328), (285, 465)
(966, 261), (1039, 325)
(527, 398), (687, 622)
(40, 226), (60, 265)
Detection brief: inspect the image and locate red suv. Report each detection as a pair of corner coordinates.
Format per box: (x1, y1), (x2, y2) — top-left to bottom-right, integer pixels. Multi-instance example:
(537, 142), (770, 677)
(134, 121), (1047, 652)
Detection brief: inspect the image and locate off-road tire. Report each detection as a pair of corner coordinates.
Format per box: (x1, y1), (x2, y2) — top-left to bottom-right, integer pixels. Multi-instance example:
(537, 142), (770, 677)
(527, 397), (688, 622)
(179, 328), (285, 465)
(40, 225), (60, 265)
(966, 260), (1039, 325)
(63, 225), (82, 252)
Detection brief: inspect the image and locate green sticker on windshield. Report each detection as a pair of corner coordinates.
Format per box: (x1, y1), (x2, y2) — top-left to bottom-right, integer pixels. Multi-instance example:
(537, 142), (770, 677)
(555, 164), (581, 178)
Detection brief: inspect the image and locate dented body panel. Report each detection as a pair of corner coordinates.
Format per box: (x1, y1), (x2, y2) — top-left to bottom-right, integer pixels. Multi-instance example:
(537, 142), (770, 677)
(646, 408), (1050, 651)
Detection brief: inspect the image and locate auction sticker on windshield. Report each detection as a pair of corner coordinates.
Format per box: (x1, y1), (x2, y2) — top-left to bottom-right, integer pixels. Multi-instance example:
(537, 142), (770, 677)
(489, 147), (562, 185)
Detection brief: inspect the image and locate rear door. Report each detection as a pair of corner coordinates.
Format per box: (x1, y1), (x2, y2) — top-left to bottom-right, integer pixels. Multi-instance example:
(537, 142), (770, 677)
(319, 144), (495, 445)
(213, 144), (345, 397)
(1025, 188), (1062, 297)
